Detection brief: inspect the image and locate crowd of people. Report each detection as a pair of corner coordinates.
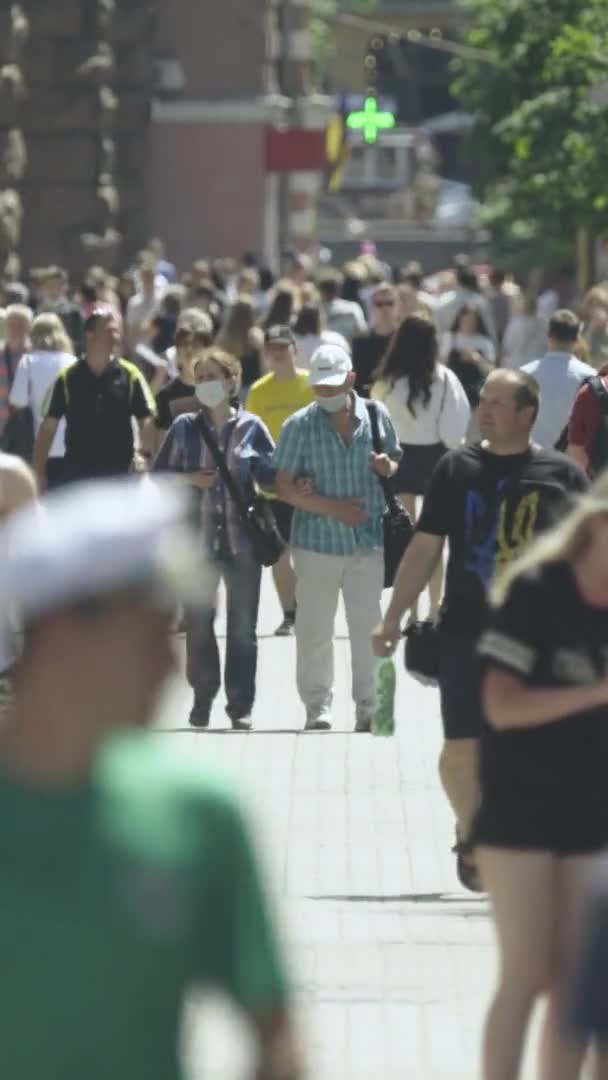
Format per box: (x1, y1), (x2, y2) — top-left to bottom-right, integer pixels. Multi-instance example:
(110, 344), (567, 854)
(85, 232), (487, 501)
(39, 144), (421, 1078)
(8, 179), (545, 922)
(3, 241), (608, 1077)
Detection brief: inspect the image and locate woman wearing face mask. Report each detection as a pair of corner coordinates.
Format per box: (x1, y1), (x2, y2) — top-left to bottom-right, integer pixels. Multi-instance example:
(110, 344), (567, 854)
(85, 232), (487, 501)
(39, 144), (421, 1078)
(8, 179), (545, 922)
(153, 348), (276, 731)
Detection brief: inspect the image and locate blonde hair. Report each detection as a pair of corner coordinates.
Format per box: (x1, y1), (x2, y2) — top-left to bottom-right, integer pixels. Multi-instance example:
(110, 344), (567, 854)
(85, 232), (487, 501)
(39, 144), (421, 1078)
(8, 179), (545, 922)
(31, 313), (73, 355)
(491, 474), (608, 606)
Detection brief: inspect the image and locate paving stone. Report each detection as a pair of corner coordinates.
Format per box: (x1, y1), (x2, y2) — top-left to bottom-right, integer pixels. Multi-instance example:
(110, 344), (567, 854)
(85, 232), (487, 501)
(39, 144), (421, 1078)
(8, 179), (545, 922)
(157, 578), (586, 1080)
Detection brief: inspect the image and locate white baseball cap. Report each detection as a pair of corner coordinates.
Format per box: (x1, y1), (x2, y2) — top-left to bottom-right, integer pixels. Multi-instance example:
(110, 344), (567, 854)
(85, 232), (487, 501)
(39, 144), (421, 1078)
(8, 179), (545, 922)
(308, 342), (353, 387)
(0, 476), (213, 625)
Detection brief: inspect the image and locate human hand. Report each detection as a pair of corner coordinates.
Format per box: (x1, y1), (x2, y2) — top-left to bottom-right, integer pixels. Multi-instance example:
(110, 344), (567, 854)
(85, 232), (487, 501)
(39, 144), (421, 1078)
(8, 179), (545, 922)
(190, 469), (218, 491)
(132, 452), (148, 474)
(331, 499), (368, 527)
(370, 452), (394, 478)
(371, 617), (402, 658)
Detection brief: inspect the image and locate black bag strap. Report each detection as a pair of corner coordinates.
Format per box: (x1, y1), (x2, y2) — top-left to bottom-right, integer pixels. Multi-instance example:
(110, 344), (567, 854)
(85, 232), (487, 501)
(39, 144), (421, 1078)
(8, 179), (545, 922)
(195, 411), (251, 522)
(589, 375), (608, 415)
(366, 401), (400, 514)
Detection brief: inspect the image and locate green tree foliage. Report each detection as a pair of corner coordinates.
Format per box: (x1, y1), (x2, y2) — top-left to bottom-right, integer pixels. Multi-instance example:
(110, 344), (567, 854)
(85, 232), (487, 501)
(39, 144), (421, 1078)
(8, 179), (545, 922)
(452, 0), (608, 259)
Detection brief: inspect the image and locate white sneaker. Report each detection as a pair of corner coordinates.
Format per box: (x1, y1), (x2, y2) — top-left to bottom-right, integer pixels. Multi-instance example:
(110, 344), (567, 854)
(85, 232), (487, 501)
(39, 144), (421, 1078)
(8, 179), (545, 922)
(305, 706), (332, 731)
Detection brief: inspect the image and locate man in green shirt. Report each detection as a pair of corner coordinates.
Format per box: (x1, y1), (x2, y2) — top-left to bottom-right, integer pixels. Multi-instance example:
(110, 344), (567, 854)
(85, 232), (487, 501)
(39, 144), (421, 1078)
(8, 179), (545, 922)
(0, 477), (299, 1080)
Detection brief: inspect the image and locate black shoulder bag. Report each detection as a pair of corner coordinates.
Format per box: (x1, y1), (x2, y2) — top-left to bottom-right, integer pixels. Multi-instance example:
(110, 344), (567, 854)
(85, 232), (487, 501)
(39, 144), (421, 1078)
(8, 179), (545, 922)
(196, 412), (285, 568)
(366, 402), (414, 588)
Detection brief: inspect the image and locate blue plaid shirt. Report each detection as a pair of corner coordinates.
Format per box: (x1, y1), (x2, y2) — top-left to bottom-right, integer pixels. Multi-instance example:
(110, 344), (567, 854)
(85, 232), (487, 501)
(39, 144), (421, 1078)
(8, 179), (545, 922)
(273, 394), (400, 555)
(153, 408), (275, 558)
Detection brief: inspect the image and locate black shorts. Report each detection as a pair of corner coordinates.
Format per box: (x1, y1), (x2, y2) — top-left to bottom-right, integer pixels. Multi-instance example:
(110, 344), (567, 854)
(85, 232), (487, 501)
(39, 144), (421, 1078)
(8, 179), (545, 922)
(439, 632), (484, 740)
(271, 499), (294, 545)
(393, 443), (447, 497)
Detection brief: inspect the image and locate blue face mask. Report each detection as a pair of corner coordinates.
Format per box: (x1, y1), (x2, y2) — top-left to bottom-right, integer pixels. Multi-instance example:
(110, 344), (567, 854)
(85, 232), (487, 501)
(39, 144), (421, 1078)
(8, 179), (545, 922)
(317, 393), (348, 414)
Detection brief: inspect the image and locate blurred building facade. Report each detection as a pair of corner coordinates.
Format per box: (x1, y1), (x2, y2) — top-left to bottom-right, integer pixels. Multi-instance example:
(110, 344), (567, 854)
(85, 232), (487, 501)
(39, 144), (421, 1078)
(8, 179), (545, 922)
(0, 0), (328, 275)
(1, 0), (156, 277)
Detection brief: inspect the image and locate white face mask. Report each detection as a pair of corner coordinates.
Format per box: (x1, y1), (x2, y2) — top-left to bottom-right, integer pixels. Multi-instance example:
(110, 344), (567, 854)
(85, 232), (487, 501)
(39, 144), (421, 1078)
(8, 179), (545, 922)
(317, 392), (348, 414)
(195, 380), (226, 409)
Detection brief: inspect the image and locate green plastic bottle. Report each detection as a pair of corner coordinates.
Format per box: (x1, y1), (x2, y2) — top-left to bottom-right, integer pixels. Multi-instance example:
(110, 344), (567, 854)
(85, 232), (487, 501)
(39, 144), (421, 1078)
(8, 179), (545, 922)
(372, 657), (396, 737)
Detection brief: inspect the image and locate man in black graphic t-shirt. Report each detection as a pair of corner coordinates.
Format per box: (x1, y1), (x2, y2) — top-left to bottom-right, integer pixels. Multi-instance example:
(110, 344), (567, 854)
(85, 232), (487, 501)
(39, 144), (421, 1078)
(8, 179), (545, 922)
(372, 369), (588, 890)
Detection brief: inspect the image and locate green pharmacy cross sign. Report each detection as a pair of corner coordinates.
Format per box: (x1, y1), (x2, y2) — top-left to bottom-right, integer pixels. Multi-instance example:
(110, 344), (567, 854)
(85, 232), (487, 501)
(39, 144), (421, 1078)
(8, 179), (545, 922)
(346, 96), (396, 144)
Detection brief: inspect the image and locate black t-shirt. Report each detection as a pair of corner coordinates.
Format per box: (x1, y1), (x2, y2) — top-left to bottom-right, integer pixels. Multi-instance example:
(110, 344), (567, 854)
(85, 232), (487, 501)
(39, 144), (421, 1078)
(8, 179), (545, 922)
(351, 332), (392, 398)
(417, 443), (588, 633)
(476, 562), (608, 850)
(48, 357), (155, 476)
(155, 376), (195, 431)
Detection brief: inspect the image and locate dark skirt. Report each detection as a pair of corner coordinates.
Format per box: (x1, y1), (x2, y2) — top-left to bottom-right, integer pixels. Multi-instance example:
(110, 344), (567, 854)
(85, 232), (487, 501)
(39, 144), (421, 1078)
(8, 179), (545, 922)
(393, 442), (447, 496)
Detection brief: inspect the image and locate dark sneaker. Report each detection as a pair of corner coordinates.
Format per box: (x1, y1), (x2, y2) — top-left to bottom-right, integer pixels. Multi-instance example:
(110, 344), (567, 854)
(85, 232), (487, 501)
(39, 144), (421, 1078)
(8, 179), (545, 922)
(354, 704), (373, 733)
(453, 841), (484, 894)
(189, 704), (211, 729)
(305, 706), (332, 731)
(275, 613), (296, 637)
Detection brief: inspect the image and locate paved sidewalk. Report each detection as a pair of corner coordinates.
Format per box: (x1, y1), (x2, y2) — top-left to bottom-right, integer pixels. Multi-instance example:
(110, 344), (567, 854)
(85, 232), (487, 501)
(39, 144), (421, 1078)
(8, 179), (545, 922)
(157, 576), (551, 1080)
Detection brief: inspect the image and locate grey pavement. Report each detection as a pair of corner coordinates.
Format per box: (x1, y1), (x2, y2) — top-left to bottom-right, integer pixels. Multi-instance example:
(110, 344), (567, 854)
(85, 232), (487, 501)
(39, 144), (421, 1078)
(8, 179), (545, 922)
(156, 575), (551, 1080)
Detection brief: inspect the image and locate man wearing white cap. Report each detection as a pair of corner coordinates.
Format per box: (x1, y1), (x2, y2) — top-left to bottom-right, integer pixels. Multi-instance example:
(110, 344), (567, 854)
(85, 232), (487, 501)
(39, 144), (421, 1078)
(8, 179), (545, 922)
(274, 342), (400, 731)
(0, 477), (300, 1080)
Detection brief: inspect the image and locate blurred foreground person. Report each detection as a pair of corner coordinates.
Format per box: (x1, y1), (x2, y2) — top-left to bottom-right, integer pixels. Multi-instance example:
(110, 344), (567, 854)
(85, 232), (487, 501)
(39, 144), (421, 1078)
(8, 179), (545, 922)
(476, 479), (608, 1080)
(0, 453), (37, 721)
(0, 477), (299, 1080)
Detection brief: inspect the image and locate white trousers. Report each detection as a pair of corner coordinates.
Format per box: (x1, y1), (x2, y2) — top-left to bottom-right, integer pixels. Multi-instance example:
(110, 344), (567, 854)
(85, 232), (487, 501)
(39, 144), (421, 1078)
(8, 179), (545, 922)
(292, 548), (384, 711)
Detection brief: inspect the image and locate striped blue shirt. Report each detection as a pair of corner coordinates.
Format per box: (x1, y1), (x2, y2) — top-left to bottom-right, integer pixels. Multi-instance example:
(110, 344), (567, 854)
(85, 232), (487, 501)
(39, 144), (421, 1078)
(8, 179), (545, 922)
(153, 408), (275, 558)
(273, 394), (400, 555)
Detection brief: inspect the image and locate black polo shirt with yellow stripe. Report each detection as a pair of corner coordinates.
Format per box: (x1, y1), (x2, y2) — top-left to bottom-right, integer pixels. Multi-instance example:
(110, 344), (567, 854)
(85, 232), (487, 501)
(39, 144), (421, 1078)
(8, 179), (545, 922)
(47, 357), (156, 480)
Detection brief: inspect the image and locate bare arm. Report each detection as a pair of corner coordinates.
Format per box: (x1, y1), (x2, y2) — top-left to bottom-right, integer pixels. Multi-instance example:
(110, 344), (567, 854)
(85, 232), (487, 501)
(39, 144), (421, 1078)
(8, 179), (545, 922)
(275, 469), (367, 526)
(32, 417), (59, 489)
(483, 667), (608, 732)
(137, 417), (156, 459)
(372, 532), (445, 655)
(567, 442), (588, 473)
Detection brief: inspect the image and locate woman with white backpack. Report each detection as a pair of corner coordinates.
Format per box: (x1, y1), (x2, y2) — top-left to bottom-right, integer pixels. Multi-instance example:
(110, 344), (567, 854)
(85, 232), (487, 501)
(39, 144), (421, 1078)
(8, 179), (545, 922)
(371, 314), (470, 622)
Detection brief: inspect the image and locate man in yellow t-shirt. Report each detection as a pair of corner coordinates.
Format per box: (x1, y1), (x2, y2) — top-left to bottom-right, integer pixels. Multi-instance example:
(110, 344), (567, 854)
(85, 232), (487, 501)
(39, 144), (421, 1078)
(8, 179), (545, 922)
(246, 325), (314, 636)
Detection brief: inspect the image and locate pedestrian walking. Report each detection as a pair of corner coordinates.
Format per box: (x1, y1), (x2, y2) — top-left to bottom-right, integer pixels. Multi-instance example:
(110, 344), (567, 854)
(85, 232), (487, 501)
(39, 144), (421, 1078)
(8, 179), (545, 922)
(32, 306), (156, 488)
(0, 452), (37, 723)
(274, 342), (401, 732)
(501, 290), (547, 370)
(522, 309), (595, 450)
(318, 270), (368, 344)
(0, 477), (300, 1080)
(567, 367), (608, 479)
(292, 301), (349, 370)
(154, 348), (275, 730)
(246, 326), (314, 636)
(9, 313), (75, 488)
(153, 318), (214, 447)
(373, 370), (588, 889)
(371, 315), (470, 623)
(475, 477), (608, 1080)
(351, 282), (400, 398)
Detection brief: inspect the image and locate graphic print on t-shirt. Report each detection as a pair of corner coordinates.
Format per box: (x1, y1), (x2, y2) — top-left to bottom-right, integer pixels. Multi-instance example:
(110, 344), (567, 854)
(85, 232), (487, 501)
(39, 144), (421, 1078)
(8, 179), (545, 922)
(464, 481), (539, 586)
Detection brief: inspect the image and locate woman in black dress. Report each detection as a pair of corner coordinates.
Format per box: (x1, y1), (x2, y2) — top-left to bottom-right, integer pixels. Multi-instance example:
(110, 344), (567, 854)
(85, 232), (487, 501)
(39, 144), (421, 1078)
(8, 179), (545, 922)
(476, 480), (608, 1079)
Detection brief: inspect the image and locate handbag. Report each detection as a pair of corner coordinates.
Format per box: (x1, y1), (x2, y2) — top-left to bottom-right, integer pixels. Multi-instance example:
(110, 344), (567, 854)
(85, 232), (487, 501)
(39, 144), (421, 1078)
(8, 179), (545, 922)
(196, 412), (285, 567)
(404, 619), (440, 684)
(366, 401), (414, 588)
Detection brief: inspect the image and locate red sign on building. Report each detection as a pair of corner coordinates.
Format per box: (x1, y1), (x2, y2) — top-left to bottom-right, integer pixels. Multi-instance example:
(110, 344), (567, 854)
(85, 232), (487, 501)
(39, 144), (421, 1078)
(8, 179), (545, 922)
(265, 128), (326, 173)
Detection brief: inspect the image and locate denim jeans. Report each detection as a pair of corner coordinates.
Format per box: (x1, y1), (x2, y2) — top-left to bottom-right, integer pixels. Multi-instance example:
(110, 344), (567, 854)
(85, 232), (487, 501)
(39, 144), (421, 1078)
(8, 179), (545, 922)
(186, 547), (262, 719)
